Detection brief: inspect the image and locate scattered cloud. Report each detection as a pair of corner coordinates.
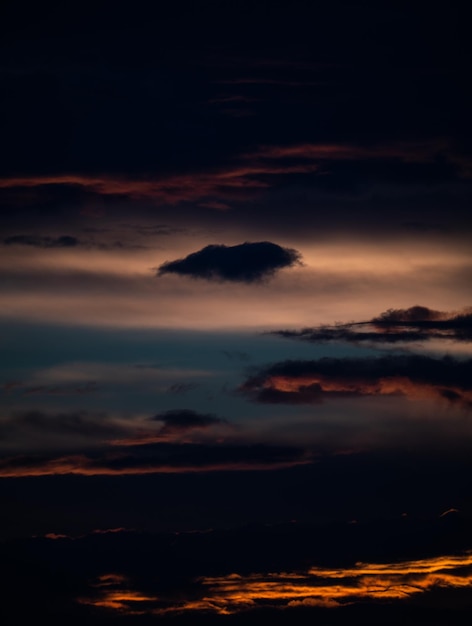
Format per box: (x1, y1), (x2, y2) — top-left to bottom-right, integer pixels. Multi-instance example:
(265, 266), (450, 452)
(157, 241), (302, 283)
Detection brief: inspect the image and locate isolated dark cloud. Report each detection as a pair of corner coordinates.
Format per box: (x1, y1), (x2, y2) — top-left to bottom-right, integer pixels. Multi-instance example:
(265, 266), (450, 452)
(157, 241), (302, 282)
(272, 306), (472, 345)
(149, 409), (226, 435)
(240, 355), (472, 406)
(3, 234), (79, 247)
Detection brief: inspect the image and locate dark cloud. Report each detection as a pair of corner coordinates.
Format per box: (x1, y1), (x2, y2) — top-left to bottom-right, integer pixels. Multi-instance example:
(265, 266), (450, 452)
(272, 306), (472, 345)
(3, 234), (79, 247)
(157, 241), (302, 283)
(149, 409), (226, 435)
(240, 355), (472, 407)
(0, 410), (126, 446)
(372, 305), (446, 323)
(0, 441), (309, 477)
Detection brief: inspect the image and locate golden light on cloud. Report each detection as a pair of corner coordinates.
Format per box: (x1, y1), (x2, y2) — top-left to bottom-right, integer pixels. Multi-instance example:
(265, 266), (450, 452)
(80, 553), (472, 616)
(78, 573), (159, 613)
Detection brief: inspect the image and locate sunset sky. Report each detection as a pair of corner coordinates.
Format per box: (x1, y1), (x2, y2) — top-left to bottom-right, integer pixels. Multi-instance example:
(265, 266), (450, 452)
(1, 1), (472, 624)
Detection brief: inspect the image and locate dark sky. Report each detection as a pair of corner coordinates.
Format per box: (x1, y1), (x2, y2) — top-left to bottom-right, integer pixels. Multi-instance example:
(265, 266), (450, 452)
(1, 1), (472, 624)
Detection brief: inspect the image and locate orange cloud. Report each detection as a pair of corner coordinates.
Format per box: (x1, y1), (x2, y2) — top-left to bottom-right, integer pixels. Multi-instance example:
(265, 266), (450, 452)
(263, 374), (472, 405)
(79, 552), (472, 616)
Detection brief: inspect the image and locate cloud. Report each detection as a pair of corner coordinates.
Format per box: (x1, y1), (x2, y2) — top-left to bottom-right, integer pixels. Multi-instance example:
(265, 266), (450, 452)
(0, 410), (129, 449)
(80, 552), (472, 616)
(149, 409), (226, 436)
(157, 241), (302, 283)
(371, 305), (447, 323)
(1, 139), (466, 213)
(240, 355), (472, 407)
(0, 160), (318, 207)
(4, 512), (472, 622)
(0, 442), (310, 477)
(3, 234), (79, 247)
(272, 305), (472, 345)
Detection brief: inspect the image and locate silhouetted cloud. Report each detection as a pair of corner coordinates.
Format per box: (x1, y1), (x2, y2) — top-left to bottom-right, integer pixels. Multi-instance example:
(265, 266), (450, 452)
(157, 241), (301, 282)
(240, 355), (472, 406)
(149, 409), (226, 435)
(3, 234), (79, 247)
(272, 306), (472, 344)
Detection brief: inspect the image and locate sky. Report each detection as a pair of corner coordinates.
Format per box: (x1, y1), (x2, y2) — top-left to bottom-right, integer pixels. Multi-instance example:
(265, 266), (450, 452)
(1, 1), (472, 624)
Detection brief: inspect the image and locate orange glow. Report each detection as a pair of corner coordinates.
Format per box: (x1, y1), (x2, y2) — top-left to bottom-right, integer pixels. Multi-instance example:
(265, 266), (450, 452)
(79, 573), (158, 613)
(261, 375), (472, 405)
(80, 553), (472, 616)
(86, 590), (158, 612)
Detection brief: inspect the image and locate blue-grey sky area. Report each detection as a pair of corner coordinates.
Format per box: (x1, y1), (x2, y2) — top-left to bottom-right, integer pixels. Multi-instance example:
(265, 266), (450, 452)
(1, 1), (472, 624)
